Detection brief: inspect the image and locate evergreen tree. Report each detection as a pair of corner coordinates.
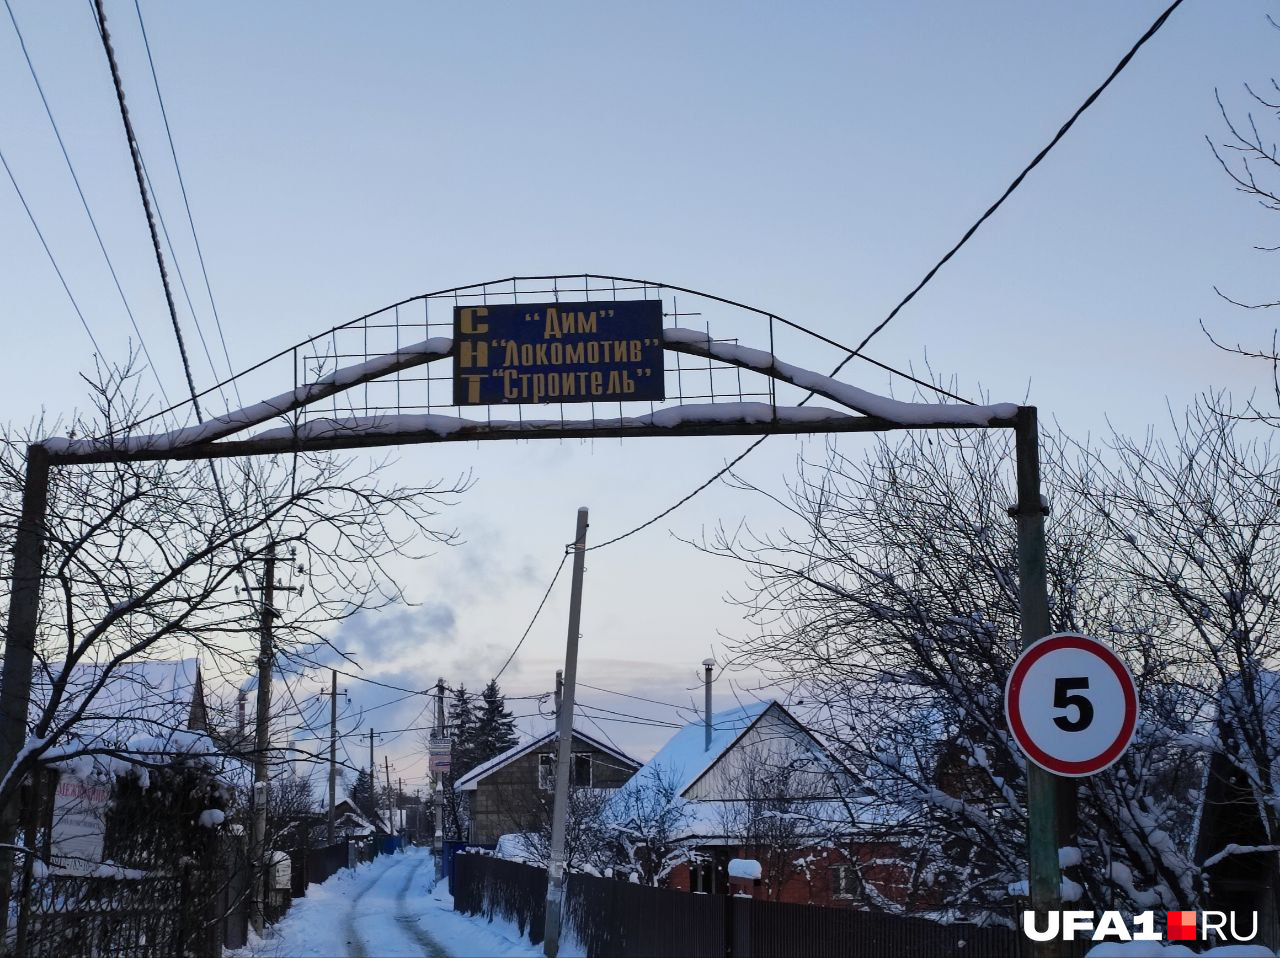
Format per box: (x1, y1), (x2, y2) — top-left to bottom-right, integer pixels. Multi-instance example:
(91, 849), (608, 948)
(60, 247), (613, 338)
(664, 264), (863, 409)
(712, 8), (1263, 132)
(473, 679), (519, 765)
(351, 767), (377, 820)
(447, 684), (478, 775)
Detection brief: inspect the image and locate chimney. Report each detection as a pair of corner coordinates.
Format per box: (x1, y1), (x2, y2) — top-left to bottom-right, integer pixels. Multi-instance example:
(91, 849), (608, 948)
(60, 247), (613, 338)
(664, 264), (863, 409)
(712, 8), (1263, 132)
(237, 690), (247, 735)
(702, 658), (715, 751)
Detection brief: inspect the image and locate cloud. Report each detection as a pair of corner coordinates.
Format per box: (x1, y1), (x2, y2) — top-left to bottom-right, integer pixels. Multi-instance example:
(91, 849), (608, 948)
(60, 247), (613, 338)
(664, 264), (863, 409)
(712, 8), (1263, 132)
(334, 602), (458, 671)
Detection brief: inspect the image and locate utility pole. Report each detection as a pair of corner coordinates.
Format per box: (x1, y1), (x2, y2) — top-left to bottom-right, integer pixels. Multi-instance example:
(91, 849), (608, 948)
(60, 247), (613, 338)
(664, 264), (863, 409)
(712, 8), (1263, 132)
(384, 754), (394, 843)
(433, 677), (446, 877)
(702, 658), (714, 751)
(544, 507), (588, 958)
(323, 669), (340, 845)
(1014, 407), (1067, 958)
(250, 542), (276, 937)
(554, 669), (563, 717)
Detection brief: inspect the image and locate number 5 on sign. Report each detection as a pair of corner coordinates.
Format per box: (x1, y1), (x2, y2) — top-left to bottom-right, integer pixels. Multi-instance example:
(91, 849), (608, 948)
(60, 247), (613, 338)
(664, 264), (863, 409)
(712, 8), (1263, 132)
(1005, 633), (1138, 777)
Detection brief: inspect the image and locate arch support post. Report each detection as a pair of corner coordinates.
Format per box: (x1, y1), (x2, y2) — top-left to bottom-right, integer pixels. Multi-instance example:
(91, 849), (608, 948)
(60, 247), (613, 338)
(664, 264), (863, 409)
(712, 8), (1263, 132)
(1014, 408), (1072, 957)
(0, 444), (50, 934)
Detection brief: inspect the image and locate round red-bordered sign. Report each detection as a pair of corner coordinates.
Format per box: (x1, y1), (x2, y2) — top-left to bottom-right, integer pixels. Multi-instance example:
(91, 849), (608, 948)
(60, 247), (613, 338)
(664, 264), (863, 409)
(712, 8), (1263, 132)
(1004, 633), (1137, 777)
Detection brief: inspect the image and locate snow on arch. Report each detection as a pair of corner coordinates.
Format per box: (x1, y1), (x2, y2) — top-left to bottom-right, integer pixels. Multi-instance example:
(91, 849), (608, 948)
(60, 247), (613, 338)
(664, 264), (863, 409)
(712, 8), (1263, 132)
(43, 276), (1019, 460)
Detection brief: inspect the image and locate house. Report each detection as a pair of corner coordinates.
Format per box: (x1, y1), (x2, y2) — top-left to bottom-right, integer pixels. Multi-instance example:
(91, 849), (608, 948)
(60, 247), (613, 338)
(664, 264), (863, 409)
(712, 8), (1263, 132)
(28, 658), (233, 875)
(1193, 672), (1280, 946)
(609, 699), (914, 908)
(454, 727), (641, 845)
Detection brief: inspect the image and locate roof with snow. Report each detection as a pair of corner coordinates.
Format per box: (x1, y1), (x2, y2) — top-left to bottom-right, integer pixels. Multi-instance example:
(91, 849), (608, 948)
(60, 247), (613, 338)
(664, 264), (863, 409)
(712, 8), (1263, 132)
(32, 657), (205, 740)
(607, 700), (884, 841)
(623, 700), (773, 799)
(453, 726), (641, 792)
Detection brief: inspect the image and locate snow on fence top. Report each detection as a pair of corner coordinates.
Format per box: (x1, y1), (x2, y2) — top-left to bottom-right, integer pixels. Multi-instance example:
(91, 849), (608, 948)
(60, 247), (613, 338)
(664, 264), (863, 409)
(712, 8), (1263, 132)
(727, 858), (762, 881)
(43, 327), (1017, 459)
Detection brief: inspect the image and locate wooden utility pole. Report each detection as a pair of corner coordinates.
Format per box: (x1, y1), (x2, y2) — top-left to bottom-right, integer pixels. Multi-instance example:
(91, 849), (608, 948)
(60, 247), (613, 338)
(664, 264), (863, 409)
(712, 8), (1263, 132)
(1014, 407), (1068, 958)
(250, 543), (276, 937)
(544, 508), (588, 958)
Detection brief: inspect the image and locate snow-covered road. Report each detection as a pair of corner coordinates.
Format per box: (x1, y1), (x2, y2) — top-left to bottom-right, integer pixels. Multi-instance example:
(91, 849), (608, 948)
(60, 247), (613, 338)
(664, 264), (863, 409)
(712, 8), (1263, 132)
(344, 852), (448, 958)
(230, 847), (543, 958)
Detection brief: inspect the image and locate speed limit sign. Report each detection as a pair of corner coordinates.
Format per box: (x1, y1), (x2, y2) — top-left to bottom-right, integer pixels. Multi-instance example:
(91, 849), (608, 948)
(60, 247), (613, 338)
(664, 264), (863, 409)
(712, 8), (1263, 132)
(1005, 633), (1138, 777)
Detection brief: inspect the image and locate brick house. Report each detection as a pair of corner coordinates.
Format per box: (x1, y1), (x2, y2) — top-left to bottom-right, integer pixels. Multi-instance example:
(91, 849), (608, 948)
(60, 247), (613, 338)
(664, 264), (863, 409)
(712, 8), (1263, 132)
(610, 700), (916, 909)
(454, 727), (641, 845)
(1192, 672), (1280, 947)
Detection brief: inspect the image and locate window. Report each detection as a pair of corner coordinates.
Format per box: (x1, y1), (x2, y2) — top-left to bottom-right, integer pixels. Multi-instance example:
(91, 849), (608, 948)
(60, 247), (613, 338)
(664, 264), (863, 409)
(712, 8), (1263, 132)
(691, 860), (716, 894)
(830, 864), (862, 899)
(539, 752), (592, 790)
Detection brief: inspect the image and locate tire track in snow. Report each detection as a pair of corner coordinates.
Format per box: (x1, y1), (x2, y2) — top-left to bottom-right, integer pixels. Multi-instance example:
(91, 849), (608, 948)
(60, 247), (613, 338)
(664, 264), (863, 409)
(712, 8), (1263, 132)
(394, 853), (450, 958)
(345, 852), (449, 958)
(344, 856), (393, 958)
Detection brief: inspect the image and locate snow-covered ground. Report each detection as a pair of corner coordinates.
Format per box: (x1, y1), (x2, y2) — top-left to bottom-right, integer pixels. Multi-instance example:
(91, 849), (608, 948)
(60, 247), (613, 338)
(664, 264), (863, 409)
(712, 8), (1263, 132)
(227, 846), (542, 958)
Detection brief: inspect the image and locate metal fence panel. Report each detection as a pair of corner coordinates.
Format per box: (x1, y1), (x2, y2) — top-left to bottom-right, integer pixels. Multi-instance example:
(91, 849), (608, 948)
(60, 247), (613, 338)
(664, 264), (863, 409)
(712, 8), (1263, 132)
(453, 853), (549, 945)
(566, 873), (724, 958)
(453, 854), (1049, 958)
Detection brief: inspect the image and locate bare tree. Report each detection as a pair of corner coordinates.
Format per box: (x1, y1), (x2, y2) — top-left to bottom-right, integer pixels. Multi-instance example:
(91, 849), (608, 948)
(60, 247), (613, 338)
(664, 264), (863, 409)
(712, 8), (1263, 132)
(0, 360), (468, 861)
(603, 765), (693, 886)
(714, 758), (833, 902)
(1204, 45), (1280, 424)
(698, 419), (1213, 919)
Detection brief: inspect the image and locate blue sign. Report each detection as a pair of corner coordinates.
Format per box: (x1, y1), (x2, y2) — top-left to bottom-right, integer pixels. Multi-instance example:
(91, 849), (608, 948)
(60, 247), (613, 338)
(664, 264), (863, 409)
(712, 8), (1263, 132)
(452, 300), (665, 406)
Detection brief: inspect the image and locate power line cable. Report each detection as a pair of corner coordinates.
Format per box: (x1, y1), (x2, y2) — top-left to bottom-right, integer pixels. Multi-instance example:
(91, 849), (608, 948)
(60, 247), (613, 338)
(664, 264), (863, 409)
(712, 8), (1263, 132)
(587, 437), (767, 552)
(0, 144), (104, 357)
(575, 682), (692, 711)
(3, 0), (168, 403)
(587, 2), (1186, 554)
(91, 0), (202, 416)
(491, 549), (570, 683)
(136, 150), (230, 409)
(131, 0), (240, 404)
(576, 701), (683, 728)
(833, 0), (1188, 374)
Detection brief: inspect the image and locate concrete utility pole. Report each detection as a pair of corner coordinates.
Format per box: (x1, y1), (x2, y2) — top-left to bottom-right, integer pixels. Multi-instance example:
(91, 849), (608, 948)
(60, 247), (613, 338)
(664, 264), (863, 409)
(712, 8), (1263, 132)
(1014, 407), (1068, 958)
(251, 543), (276, 937)
(544, 508), (588, 958)
(433, 677), (446, 875)
(702, 658), (714, 751)
(327, 669), (338, 845)
(385, 754), (394, 842)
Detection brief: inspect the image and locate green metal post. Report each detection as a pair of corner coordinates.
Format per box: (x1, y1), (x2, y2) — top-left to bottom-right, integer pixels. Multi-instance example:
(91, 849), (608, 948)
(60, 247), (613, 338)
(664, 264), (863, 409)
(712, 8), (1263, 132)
(1014, 408), (1067, 957)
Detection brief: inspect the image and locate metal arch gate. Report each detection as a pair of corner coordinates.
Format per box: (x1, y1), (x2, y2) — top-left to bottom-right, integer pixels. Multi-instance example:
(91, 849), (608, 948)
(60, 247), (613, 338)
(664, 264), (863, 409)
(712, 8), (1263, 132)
(0, 274), (1065, 956)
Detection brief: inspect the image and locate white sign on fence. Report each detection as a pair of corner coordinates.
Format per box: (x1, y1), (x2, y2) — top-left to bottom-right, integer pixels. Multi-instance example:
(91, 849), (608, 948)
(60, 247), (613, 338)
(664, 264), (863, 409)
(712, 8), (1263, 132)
(50, 772), (111, 873)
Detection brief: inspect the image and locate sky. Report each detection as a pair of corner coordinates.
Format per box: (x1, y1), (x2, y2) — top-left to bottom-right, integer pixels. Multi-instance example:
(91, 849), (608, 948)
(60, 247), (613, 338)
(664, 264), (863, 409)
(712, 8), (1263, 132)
(2, 1), (1278, 796)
